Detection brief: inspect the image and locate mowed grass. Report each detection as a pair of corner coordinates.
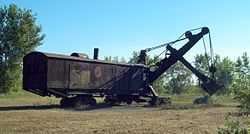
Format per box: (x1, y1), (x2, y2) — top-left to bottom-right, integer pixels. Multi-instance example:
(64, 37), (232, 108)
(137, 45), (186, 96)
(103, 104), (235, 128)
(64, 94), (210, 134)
(0, 92), (59, 106)
(0, 91), (248, 134)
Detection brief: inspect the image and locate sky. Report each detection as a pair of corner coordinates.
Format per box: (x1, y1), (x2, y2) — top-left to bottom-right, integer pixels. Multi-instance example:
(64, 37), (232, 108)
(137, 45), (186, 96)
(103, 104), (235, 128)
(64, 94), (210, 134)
(1, 0), (250, 62)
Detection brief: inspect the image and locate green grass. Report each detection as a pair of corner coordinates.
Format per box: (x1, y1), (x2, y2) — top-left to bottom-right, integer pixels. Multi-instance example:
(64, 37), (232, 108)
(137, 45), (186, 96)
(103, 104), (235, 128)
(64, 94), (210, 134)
(0, 91), (59, 106)
(0, 90), (237, 106)
(162, 94), (237, 106)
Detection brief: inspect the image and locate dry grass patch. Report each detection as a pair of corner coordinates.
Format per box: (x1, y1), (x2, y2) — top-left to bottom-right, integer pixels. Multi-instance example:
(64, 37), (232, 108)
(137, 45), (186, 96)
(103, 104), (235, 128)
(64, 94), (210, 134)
(0, 106), (240, 134)
(0, 93), (247, 134)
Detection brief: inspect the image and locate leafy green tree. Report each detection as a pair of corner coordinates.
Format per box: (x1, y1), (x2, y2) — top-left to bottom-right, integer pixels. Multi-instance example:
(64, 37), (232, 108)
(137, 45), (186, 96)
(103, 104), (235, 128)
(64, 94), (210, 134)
(194, 53), (211, 76)
(0, 4), (44, 93)
(104, 56), (126, 63)
(194, 54), (234, 95)
(231, 52), (250, 112)
(165, 61), (193, 94)
(215, 57), (234, 94)
(112, 56), (119, 63)
(232, 53), (250, 94)
(128, 51), (140, 64)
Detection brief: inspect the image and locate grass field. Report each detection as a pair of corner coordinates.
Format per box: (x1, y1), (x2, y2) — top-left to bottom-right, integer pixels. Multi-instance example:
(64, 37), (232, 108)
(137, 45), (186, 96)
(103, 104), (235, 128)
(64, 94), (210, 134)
(0, 92), (248, 134)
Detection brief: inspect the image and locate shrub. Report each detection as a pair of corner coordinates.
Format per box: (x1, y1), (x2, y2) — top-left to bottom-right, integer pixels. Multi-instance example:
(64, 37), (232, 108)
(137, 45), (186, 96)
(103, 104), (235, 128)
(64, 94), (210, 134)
(217, 116), (248, 134)
(234, 90), (250, 112)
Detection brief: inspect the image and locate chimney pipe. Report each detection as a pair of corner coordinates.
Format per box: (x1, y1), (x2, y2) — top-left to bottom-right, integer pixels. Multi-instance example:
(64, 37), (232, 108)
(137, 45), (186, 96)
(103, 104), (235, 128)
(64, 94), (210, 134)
(93, 48), (99, 60)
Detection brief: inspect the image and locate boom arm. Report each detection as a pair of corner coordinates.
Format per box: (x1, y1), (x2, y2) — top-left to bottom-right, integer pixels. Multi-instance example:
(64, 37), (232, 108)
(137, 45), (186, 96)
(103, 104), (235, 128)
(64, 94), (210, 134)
(167, 45), (223, 95)
(148, 27), (209, 83)
(138, 27), (223, 96)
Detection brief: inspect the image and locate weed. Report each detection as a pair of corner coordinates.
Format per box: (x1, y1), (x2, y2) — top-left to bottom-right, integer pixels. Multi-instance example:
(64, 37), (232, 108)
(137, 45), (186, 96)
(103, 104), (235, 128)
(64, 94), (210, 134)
(217, 115), (248, 134)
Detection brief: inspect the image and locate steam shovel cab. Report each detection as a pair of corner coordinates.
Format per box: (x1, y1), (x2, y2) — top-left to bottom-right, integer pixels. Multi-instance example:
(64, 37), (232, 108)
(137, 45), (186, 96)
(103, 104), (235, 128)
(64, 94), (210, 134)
(23, 51), (153, 109)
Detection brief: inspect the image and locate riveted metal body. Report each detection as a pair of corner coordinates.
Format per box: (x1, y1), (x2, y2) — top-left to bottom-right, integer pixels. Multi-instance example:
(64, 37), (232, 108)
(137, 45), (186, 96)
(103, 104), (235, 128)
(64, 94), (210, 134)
(23, 52), (149, 98)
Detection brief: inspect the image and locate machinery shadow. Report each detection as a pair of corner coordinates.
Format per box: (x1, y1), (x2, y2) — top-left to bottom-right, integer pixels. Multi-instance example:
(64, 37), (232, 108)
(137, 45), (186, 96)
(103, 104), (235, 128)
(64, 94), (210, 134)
(0, 103), (115, 111)
(0, 103), (155, 112)
(0, 104), (60, 111)
(71, 103), (117, 111)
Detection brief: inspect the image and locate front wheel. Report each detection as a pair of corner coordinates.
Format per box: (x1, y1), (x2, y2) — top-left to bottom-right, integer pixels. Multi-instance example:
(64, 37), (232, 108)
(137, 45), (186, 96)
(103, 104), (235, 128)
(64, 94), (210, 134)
(75, 95), (97, 110)
(60, 98), (73, 108)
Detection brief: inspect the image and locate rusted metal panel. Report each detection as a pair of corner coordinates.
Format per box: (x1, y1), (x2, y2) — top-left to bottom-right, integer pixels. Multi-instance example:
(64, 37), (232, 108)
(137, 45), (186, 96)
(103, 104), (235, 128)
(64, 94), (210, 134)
(117, 66), (130, 91)
(23, 51), (148, 97)
(66, 61), (145, 92)
(23, 52), (47, 95)
(91, 63), (113, 89)
(47, 59), (67, 89)
(130, 67), (146, 91)
(69, 61), (90, 89)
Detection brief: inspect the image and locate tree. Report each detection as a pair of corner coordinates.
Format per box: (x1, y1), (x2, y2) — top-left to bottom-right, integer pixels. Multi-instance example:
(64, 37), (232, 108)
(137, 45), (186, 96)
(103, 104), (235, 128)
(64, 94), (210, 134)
(215, 57), (234, 94)
(0, 4), (44, 93)
(231, 52), (250, 112)
(104, 56), (127, 63)
(112, 56), (119, 63)
(194, 54), (234, 95)
(104, 56), (112, 62)
(119, 57), (127, 63)
(165, 62), (193, 94)
(128, 51), (139, 64)
(194, 53), (211, 76)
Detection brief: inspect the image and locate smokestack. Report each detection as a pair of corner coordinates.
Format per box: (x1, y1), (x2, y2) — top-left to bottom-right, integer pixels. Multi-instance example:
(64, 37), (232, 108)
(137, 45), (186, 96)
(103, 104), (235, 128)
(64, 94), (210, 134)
(93, 48), (99, 60)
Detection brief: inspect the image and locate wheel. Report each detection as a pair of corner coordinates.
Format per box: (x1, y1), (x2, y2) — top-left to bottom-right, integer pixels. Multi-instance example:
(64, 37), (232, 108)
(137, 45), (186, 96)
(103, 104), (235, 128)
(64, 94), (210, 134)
(126, 99), (133, 105)
(104, 97), (111, 105)
(60, 98), (72, 108)
(193, 96), (209, 105)
(149, 97), (159, 106)
(148, 97), (156, 106)
(104, 96), (121, 106)
(73, 95), (97, 110)
(89, 97), (97, 105)
(74, 96), (89, 110)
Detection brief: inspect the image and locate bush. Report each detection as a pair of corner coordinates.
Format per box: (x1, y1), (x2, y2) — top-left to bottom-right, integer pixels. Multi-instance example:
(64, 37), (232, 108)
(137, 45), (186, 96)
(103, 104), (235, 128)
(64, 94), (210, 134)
(217, 116), (248, 134)
(234, 90), (250, 112)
